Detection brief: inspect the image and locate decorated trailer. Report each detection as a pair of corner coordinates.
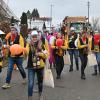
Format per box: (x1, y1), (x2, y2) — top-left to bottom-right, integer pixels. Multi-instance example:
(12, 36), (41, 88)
(62, 16), (88, 34)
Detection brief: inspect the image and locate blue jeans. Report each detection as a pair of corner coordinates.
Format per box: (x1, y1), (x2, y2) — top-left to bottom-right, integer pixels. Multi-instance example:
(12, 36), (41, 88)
(28, 68), (44, 96)
(94, 52), (100, 71)
(6, 57), (26, 84)
(68, 49), (79, 69)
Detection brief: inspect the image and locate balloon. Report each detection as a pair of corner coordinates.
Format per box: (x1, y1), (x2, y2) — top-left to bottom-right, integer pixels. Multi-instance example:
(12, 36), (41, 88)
(94, 33), (100, 39)
(10, 44), (24, 56)
(94, 34), (100, 45)
(56, 39), (63, 47)
(49, 36), (55, 45)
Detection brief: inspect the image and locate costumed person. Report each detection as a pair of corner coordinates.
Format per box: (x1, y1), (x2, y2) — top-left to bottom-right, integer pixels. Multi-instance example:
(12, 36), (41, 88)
(78, 28), (89, 79)
(48, 33), (55, 68)
(0, 38), (3, 73)
(2, 25), (26, 89)
(90, 32), (100, 75)
(51, 32), (67, 79)
(5, 28), (18, 70)
(68, 27), (79, 72)
(26, 30), (49, 100)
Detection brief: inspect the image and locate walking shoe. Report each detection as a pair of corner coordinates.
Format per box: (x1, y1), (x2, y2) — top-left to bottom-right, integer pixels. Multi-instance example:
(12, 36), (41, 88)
(2, 83), (11, 89)
(76, 67), (79, 71)
(39, 95), (43, 100)
(92, 72), (97, 76)
(22, 78), (27, 84)
(38, 93), (43, 100)
(76, 69), (79, 71)
(81, 74), (86, 80)
(92, 70), (97, 76)
(69, 68), (73, 72)
(56, 75), (61, 79)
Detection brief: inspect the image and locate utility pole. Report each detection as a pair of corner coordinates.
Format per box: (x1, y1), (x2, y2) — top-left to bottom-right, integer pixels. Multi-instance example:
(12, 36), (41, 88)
(50, 4), (53, 31)
(87, 1), (90, 27)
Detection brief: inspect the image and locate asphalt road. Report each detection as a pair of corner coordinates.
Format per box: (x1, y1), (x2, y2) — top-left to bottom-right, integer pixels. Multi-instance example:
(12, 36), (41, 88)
(0, 60), (100, 100)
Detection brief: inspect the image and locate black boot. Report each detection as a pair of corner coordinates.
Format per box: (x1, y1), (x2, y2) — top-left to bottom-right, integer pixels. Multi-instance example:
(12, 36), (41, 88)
(69, 66), (73, 72)
(81, 74), (86, 80)
(76, 65), (79, 71)
(50, 63), (52, 69)
(98, 67), (100, 75)
(56, 75), (61, 79)
(92, 70), (97, 76)
(76, 63), (79, 71)
(0, 67), (2, 73)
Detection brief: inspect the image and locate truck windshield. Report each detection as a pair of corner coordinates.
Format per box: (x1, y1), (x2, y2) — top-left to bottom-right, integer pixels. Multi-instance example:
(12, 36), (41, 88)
(70, 23), (85, 32)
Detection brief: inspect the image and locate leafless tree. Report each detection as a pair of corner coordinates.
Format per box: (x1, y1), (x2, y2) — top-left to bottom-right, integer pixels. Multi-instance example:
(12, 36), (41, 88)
(91, 17), (100, 32)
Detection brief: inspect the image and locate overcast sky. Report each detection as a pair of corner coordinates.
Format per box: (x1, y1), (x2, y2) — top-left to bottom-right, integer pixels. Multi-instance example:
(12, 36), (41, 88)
(5, 0), (100, 25)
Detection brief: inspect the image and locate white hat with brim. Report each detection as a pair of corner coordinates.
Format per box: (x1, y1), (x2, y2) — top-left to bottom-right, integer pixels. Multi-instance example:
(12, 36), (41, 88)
(31, 30), (38, 36)
(10, 25), (20, 33)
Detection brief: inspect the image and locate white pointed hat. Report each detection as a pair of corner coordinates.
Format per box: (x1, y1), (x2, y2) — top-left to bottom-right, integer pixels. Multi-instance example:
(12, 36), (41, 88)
(0, 30), (5, 34)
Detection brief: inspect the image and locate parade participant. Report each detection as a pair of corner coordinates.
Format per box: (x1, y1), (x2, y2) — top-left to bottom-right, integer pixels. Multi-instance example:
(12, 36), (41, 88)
(0, 38), (3, 73)
(2, 25), (26, 89)
(26, 30), (49, 100)
(78, 28), (88, 79)
(48, 33), (55, 68)
(51, 33), (67, 79)
(90, 32), (100, 75)
(68, 27), (79, 72)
